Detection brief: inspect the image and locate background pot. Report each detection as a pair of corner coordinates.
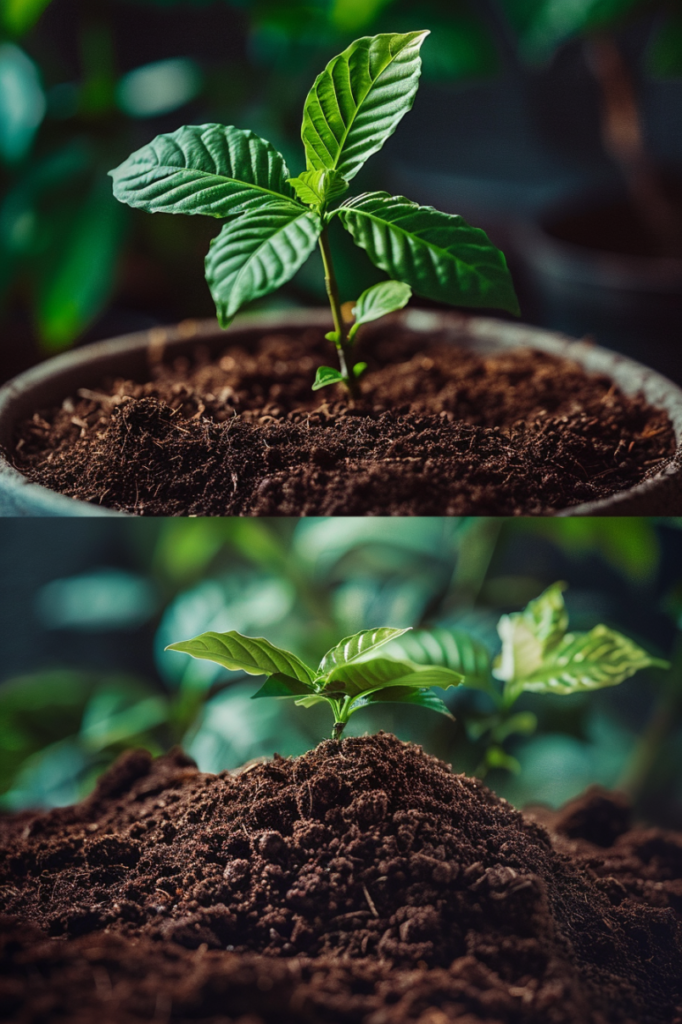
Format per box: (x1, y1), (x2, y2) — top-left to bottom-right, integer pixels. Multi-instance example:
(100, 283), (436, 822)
(512, 185), (682, 385)
(1, 308), (681, 517)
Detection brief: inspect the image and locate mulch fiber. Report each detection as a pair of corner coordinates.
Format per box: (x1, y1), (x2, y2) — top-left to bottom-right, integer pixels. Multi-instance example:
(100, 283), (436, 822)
(1, 733), (681, 1023)
(11, 325), (676, 515)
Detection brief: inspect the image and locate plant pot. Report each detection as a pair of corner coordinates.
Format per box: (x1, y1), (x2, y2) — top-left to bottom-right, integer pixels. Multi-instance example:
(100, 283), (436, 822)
(1, 308), (681, 517)
(513, 185), (682, 385)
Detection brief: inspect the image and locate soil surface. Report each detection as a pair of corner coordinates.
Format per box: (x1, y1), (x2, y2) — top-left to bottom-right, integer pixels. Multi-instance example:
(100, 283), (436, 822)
(1, 734), (681, 1023)
(10, 325), (676, 515)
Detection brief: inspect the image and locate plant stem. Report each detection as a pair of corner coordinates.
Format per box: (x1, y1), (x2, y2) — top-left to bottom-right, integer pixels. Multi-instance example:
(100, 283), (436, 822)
(330, 695), (352, 740)
(318, 227), (360, 400)
(332, 720), (347, 740)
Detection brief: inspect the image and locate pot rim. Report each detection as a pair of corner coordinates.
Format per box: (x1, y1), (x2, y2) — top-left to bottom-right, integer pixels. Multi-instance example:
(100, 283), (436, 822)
(1, 307), (680, 517)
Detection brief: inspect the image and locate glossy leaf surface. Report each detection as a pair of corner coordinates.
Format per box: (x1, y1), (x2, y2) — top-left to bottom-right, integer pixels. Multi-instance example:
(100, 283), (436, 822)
(338, 192), (519, 314)
(205, 203), (322, 325)
(166, 630), (316, 685)
(318, 626), (411, 674)
(349, 685), (454, 718)
(349, 279), (411, 339)
(385, 627), (493, 692)
(301, 31), (428, 181)
(322, 656), (463, 698)
(110, 124), (294, 218)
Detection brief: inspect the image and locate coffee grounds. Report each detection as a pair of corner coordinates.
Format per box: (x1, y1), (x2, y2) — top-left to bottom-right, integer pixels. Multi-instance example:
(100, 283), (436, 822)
(1, 734), (681, 1023)
(11, 326), (675, 515)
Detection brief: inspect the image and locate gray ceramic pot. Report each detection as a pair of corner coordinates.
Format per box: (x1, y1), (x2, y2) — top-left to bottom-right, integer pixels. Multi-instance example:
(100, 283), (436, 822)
(1, 308), (681, 516)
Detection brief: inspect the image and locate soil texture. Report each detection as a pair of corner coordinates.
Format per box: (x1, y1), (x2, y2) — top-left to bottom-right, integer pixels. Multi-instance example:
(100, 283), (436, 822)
(11, 325), (676, 515)
(1, 734), (681, 1023)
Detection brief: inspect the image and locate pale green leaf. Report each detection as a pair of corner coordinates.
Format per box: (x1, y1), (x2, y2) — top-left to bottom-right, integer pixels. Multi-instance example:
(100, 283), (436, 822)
(110, 124), (295, 218)
(494, 582), (569, 689)
(350, 685), (454, 719)
(251, 675), (314, 699)
(338, 192), (519, 314)
(295, 695), (330, 708)
(301, 31), (429, 182)
(484, 745), (521, 774)
(502, 625), (669, 702)
(312, 366), (345, 390)
(348, 279), (411, 340)
(205, 202), (322, 325)
(322, 656), (463, 698)
(166, 631), (316, 685)
(385, 627), (493, 693)
(287, 169), (349, 207)
(319, 626), (411, 675)
(353, 361), (368, 378)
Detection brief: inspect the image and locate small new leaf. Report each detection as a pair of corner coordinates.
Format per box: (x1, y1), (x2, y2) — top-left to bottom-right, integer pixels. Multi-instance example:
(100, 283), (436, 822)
(338, 193), (520, 315)
(287, 169), (349, 207)
(166, 631), (316, 685)
(353, 361), (368, 378)
(313, 366), (345, 390)
(348, 280), (412, 341)
(110, 124), (295, 218)
(302, 31), (429, 182)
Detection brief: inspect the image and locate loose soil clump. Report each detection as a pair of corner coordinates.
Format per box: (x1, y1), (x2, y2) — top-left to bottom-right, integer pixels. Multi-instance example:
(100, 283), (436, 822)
(11, 325), (675, 515)
(1, 733), (681, 1023)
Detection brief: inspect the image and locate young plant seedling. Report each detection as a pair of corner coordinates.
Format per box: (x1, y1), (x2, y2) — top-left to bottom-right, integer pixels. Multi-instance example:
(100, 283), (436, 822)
(110, 31), (519, 399)
(167, 583), (666, 751)
(385, 581), (669, 773)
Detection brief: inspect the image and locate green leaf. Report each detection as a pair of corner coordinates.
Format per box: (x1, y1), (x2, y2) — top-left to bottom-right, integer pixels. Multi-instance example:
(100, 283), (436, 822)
(36, 179), (127, 353)
(110, 124), (295, 218)
(338, 193), (519, 315)
(484, 745), (521, 774)
(287, 169), (349, 207)
(166, 630), (316, 685)
(295, 695), (330, 708)
(252, 674), (314, 699)
(312, 365), (345, 390)
(385, 627), (493, 693)
(501, 625), (669, 702)
(2, 0), (53, 36)
(319, 626), (411, 675)
(322, 656), (463, 698)
(353, 361), (368, 378)
(0, 43), (45, 163)
(498, 0), (642, 61)
(329, 0), (395, 32)
(494, 582), (570, 691)
(348, 279), (411, 340)
(205, 202), (322, 325)
(350, 685), (454, 719)
(301, 31), (429, 182)
(647, 9), (682, 78)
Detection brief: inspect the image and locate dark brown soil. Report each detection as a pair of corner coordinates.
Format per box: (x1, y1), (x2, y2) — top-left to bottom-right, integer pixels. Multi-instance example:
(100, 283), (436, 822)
(11, 325), (675, 515)
(1, 734), (681, 1023)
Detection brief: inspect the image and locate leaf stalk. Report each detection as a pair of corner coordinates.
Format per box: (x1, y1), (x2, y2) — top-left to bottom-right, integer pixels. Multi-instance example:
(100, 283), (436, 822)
(319, 226), (360, 400)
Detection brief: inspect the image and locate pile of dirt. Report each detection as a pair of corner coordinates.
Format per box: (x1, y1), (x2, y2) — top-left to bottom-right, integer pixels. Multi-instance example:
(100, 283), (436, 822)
(11, 327), (675, 515)
(1, 734), (681, 1023)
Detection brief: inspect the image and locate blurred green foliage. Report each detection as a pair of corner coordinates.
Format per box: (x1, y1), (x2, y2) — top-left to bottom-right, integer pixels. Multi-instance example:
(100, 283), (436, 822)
(2, 517), (681, 828)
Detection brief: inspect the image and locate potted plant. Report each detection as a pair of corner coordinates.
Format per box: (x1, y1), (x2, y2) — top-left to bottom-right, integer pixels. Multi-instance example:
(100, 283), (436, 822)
(1, 584), (680, 1022)
(0, 29), (681, 517)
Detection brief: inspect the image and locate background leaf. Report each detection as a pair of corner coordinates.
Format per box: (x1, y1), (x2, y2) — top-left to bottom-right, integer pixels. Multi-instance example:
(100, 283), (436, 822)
(338, 192), (519, 314)
(0, 43), (45, 163)
(35, 178), (127, 352)
(385, 627), (494, 693)
(1, 0), (53, 36)
(319, 626), (411, 674)
(301, 31), (428, 181)
(166, 630), (316, 684)
(494, 582), (570, 690)
(504, 625), (668, 701)
(205, 202), (321, 325)
(110, 124), (294, 217)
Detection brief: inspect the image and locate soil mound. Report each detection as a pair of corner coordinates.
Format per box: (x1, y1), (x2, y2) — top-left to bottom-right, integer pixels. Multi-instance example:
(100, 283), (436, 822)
(12, 327), (674, 515)
(1, 734), (681, 1024)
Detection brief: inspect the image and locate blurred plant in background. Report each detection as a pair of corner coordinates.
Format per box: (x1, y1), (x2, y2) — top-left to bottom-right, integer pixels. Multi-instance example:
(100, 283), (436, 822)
(1, 516), (682, 829)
